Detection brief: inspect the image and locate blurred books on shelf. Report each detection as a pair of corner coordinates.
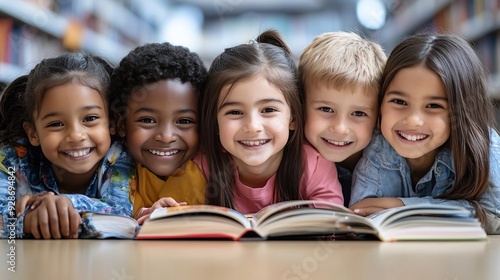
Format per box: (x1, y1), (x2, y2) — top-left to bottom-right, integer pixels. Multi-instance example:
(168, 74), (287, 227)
(377, 0), (500, 98)
(0, 0), (156, 83)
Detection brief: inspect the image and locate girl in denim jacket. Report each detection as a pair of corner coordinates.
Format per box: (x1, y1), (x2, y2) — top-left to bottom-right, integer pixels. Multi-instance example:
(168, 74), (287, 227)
(0, 53), (135, 239)
(349, 34), (500, 234)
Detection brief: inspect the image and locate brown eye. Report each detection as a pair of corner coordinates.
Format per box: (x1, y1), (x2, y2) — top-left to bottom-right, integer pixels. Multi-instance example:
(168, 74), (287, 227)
(352, 111), (367, 117)
(319, 107), (333, 113)
(84, 115), (99, 122)
(138, 117), (155, 123)
(390, 99), (406, 105)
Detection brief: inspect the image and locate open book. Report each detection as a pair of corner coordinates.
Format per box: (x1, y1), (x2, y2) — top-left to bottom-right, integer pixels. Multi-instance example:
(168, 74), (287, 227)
(79, 212), (139, 239)
(135, 200), (487, 241)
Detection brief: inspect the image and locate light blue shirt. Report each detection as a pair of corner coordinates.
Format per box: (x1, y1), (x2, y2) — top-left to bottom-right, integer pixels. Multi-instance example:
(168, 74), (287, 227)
(350, 130), (500, 234)
(0, 138), (136, 238)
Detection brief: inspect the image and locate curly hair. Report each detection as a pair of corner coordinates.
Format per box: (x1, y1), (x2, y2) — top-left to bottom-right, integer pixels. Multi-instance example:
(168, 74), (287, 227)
(109, 42), (207, 118)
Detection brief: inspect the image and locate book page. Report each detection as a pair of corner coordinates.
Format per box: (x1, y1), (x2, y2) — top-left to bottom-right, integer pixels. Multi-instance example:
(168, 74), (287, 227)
(253, 200), (350, 226)
(367, 204), (471, 229)
(80, 213), (138, 239)
(137, 214), (252, 240)
(254, 207), (377, 238)
(249, 200), (379, 238)
(149, 205), (252, 229)
(365, 204), (487, 241)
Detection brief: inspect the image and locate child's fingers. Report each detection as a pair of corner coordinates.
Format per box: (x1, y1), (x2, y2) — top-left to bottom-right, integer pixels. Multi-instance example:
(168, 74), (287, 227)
(30, 192), (55, 210)
(68, 209), (81, 239)
(15, 195), (31, 217)
(352, 208), (368, 216)
(16, 192), (54, 217)
(137, 213), (151, 225)
(352, 207), (381, 217)
(57, 203), (70, 238)
(134, 207), (152, 220)
(54, 196), (80, 239)
(178, 202), (188, 206)
(47, 202), (62, 239)
(155, 197), (182, 207)
(34, 207), (52, 239)
(23, 211), (40, 239)
(30, 219), (42, 239)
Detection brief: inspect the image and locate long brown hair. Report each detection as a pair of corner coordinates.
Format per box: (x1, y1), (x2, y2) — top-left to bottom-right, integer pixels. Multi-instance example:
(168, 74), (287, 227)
(380, 34), (496, 224)
(200, 29), (304, 208)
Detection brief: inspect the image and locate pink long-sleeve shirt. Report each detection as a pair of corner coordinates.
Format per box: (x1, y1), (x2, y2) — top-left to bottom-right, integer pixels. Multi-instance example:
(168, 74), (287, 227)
(195, 144), (343, 214)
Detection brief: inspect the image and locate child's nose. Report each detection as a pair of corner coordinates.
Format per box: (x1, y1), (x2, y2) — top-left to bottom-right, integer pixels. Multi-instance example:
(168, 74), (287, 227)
(404, 112), (424, 127)
(243, 114), (263, 133)
(154, 125), (178, 143)
(330, 117), (349, 135)
(66, 125), (86, 142)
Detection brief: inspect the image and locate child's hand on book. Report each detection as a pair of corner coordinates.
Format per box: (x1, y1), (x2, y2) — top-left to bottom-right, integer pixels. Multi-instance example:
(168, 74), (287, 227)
(22, 192), (82, 239)
(349, 198), (404, 216)
(135, 197), (187, 225)
(15, 191), (53, 217)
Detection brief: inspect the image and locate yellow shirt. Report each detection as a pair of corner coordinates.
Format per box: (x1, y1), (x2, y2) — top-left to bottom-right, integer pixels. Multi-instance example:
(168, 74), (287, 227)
(130, 160), (206, 217)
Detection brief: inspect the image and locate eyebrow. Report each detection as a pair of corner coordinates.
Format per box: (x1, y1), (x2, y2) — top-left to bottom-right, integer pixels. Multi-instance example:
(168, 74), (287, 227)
(219, 98), (285, 110)
(133, 107), (197, 115)
(386, 91), (448, 101)
(310, 100), (376, 112)
(353, 105), (376, 112)
(40, 105), (104, 120)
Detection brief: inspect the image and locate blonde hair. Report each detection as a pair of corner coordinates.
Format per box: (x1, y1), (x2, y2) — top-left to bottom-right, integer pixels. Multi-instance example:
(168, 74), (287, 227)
(299, 31), (386, 95)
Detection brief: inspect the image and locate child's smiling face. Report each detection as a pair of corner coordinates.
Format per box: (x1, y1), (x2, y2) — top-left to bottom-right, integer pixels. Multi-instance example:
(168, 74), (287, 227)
(118, 79), (199, 177)
(380, 65), (450, 166)
(25, 83), (111, 176)
(216, 75), (295, 179)
(305, 83), (378, 163)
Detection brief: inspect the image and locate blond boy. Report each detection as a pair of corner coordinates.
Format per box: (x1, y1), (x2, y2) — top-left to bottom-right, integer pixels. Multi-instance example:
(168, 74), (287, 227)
(299, 32), (386, 206)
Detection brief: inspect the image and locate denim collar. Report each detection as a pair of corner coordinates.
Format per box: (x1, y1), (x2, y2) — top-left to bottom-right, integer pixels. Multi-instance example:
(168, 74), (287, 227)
(370, 130), (455, 181)
(36, 147), (99, 197)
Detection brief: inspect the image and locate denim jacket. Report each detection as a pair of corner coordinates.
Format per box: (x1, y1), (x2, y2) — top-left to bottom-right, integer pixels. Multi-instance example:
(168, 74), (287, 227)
(350, 130), (500, 234)
(0, 138), (136, 238)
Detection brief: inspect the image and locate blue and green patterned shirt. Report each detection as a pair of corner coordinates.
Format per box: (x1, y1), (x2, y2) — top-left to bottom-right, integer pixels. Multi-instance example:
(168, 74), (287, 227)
(0, 138), (135, 238)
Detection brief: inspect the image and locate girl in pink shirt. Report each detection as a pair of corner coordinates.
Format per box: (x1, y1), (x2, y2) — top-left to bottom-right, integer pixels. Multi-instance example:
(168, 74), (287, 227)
(196, 29), (343, 214)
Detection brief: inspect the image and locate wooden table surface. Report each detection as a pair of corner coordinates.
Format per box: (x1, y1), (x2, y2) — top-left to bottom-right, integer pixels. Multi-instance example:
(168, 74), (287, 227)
(2, 236), (499, 280)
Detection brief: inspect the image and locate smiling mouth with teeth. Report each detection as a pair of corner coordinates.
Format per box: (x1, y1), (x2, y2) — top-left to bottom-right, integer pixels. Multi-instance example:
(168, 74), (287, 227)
(64, 148), (92, 158)
(398, 131), (428, 141)
(325, 139), (352, 146)
(149, 149), (179, 156)
(240, 140), (269, 146)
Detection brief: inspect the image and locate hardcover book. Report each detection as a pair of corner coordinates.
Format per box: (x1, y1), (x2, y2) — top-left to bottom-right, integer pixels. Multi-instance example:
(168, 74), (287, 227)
(133, 200), (487, 241)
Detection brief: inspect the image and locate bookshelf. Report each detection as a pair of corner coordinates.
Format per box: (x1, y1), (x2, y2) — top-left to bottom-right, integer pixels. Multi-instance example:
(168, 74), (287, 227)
(377, 0), (500, 100)
(0, 0), (156, 83)
(377, 0), (454, 49)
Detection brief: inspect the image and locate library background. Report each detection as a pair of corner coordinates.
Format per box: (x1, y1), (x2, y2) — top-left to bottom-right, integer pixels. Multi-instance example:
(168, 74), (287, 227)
(0, 0), (499, 122)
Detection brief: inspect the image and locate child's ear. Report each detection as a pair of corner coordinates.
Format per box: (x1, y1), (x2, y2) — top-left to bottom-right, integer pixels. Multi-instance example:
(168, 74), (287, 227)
(109, 117), (117, 136)
(115, 112), (126, 137)
(289, 118), (297, 131)
(23, 122), (40, 146)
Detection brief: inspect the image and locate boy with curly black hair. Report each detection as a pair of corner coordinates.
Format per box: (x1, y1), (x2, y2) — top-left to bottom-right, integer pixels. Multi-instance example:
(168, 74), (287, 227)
(109, 42), (207, 223)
